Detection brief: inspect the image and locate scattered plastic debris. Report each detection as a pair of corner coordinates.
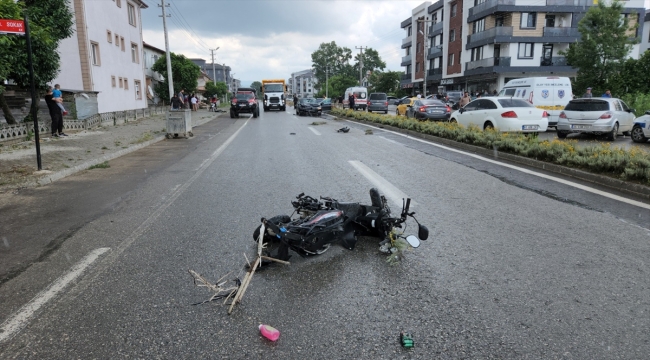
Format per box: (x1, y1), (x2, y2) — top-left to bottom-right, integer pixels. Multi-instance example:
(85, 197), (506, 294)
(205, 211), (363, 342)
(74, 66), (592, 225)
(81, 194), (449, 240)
(365, 129), (373, 135)
(259, 324), (280, 341)
(310, 121), (327, 125)
(400, 331), (414, 348)
(337, 126), (350, 133)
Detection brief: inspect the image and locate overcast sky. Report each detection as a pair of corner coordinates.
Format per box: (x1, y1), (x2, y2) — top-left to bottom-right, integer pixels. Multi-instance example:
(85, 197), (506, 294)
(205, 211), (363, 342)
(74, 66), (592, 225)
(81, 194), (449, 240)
(140, 0), (423, 86)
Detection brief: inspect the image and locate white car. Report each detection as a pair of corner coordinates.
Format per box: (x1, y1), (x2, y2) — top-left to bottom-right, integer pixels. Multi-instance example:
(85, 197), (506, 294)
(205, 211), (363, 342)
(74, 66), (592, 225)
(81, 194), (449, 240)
(556, 98), (636, 141)
(631, 110), (650, 143)
(450, 97), (548, 133)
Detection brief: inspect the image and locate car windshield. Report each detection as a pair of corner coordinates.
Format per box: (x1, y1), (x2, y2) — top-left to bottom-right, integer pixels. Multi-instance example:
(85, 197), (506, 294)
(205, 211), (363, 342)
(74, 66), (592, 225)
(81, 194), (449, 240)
(263, 84), (283, 92)
(497, 99), (534, 108)
(235, 93), (253, 100)
(565, 100), (610, 111)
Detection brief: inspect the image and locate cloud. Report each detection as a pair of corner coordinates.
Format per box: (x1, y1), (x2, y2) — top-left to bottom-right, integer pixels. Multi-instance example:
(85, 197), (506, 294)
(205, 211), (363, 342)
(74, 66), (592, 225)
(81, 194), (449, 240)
(140, 0), (422, 85)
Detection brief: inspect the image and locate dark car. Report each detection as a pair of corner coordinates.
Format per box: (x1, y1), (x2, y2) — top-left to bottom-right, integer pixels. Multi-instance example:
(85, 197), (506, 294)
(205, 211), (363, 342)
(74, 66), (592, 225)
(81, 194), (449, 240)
(368, 93), (388, 113)
(296, 98), (322, 116)
(395, 96), (409, 105)
(319, 98), (332, 111)
(405, 99), (451, 121)
(387, 96), (399, 105)
(230, 88), (259, 118)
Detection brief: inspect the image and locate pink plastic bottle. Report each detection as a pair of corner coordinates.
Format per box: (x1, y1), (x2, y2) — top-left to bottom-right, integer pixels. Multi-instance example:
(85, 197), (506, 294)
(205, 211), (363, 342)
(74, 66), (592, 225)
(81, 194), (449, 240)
(259, 324), (280, 341)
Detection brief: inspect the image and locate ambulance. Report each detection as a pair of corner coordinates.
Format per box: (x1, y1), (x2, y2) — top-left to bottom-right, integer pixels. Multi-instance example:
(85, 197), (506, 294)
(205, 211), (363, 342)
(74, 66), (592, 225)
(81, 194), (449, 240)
(498, 77), (573, 127)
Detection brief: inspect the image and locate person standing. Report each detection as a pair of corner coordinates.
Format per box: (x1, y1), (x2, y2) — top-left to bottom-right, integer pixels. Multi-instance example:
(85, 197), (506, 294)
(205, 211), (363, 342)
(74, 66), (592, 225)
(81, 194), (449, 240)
(293, 94), (298, 107)
(416, 93), (422, 99)
(459, 91), (471, 107)
(602, 90), (612, 98)
(44, 86), (66, 137)
(52, 84), (68, 116)
(171, 94), (182, 110)
(582, 87), (593, 98)
(349, 93), (355, 110)
(177, 89), (185, 107)
(190, 94), (198, 111)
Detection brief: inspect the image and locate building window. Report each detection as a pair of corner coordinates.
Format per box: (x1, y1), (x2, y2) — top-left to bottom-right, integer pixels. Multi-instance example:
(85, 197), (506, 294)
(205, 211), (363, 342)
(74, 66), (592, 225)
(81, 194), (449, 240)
(406, 64), (411, 73)
(406, 46), (410, 56)
(90, 42), (100, 66)
(518, 43), (534, 58)
(128, 3), (136, 26)
(111, 76), (116, 87)
(520, 12), (537, 28)
(131, 43), (139, 63)
(496, 15), (505, 27)
(120, 37), (125, 51)
(107, 30), (112, 43)
(448, 53), (454, 66)
(471, 46), (483, 61)
(432, 13), (438, 24)
(115, 34), (120, 46)
(473, 18), (485, 34)
(124, 78), (129, 90)
(116, 0), (121, 7)
(408, 26), (412, 36)
(119, 77), (123, 88)
(449, 29), (455, 42)
(451, 4), (457, 17)
(135, 80), (142, 99)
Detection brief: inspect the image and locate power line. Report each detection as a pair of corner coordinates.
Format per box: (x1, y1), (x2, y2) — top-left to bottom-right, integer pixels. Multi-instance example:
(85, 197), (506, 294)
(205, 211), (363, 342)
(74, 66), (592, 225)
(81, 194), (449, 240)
(169, 0), (213, 50)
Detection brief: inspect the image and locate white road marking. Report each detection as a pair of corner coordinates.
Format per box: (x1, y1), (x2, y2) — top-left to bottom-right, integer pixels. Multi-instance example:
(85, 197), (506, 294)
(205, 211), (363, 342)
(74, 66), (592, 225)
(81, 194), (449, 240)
(0, 247), (111, 343)
(308, 127), (321, 136)
(351, 121), (650, 210)
(348, 160), (415, 208)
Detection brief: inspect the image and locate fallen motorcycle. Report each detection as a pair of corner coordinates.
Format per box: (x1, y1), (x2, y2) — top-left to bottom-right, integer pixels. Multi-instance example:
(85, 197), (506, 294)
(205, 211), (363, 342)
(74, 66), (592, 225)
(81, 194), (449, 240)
(253, 188), (428, 263)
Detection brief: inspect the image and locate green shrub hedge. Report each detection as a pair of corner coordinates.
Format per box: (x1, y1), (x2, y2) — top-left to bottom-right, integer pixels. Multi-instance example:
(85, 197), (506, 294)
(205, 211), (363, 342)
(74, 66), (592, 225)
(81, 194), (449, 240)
(331, 108), (650, 184)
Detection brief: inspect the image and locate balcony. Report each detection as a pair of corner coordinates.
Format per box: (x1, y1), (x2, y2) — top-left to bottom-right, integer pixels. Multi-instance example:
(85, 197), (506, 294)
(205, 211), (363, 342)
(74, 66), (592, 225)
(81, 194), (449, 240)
(429, 22), (443, 37)
(540, 56), (570, 66)
(401, 54), (412, 66)
(543, 27), (579, 38)
(466, 26), (513, 47)
(546, 0), (592, 6)
(426, 68), (443, 81)
(402, 36), (412, 46)
(428, 46), (443, 59)
(465, 57), (511, 72)
(401, 73), (412, 81)
(468, 0), (515, 18)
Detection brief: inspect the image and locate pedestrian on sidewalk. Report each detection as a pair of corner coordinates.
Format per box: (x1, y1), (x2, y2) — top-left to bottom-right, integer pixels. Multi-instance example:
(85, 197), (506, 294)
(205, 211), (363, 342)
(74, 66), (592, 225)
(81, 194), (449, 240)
(582, 87), (593, 98)
(52, 84), (68, 116)
(191, 94), (198, 111)
(171, 94), (182, 110)
(45, 86), (67, 137)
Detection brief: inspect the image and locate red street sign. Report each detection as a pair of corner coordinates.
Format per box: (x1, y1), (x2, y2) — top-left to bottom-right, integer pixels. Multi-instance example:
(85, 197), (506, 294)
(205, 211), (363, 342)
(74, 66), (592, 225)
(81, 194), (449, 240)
(0, 19), (25, 35)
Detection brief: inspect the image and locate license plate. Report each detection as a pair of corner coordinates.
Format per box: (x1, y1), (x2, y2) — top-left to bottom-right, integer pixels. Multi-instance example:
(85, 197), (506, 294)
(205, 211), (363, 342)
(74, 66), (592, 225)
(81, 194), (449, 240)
(428, 110), (443, 114)
(571, 125), (588, 129)
(239, 104), (246, 107)
(522, 125), (539, 130)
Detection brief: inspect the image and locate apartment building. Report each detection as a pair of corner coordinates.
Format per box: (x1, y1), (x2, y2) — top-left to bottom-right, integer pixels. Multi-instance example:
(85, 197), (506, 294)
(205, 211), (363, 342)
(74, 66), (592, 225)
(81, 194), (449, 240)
(143, 42), (165, 105)
(190, 59), (232, 85)
(401, 0), (647, 95)
(290, 69), (318, 98)
(51, 0), (149, 113)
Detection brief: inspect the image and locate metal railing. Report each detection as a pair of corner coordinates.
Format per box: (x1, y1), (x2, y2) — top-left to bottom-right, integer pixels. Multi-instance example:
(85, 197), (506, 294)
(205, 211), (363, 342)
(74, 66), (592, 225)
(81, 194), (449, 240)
(402, 36), (412, 46)
(468, 0), (515, 17)
(540, 56), (569, 66)
(429, 22), (443, 35)
(427, 68), (442, 76)
(542, 27), (579, 37)
(428, 47), (443, 58)
(402, 54), (412, 64)
(465, 56), (511, 71)
(401, 73), (412, 80)
(467, 26), (513, 45)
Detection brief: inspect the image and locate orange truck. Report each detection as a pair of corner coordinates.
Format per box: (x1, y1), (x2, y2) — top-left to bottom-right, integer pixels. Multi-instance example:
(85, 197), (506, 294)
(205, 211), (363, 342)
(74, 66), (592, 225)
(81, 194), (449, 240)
(261, 79), (287, 111)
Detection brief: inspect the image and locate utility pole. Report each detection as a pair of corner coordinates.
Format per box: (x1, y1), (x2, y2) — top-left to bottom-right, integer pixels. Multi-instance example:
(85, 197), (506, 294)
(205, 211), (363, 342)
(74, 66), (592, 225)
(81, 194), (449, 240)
(325, 66), (329, 98)
(210, 47), (220, 85)
(23, 10), (41, 170)
(223, 63), (228, 102)
(355, 46), (367, 86)
(159, 0), (174, 103)
(418, 17), (433, 98)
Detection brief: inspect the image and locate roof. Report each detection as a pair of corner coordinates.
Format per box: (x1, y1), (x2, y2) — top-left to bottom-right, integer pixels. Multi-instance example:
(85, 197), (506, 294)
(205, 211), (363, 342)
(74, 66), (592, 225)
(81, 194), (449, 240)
(143, 42), (165, 53)
(134, 0), (149, 9)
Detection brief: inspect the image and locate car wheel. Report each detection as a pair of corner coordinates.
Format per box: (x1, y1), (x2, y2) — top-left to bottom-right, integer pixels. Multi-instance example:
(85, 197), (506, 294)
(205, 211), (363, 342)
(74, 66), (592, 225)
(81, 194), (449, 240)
(557, 130), (569, 139)
(253, 108), (259, 118)
(484, 122), (494, 131)
(631, 125), (647, 143)
(230, 110), (235, 118)
(605, 122), (618, 141)
(450, 118), (457, 123)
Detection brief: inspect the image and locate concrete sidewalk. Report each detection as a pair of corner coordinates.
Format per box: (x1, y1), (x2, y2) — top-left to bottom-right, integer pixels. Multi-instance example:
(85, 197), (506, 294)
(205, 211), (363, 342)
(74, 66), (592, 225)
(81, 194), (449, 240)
(0, 109), (226, 192)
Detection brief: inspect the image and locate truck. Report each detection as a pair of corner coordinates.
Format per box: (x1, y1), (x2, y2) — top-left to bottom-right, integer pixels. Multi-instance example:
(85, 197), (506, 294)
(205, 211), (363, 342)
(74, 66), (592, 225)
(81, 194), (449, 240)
(261, 79), (287, 112)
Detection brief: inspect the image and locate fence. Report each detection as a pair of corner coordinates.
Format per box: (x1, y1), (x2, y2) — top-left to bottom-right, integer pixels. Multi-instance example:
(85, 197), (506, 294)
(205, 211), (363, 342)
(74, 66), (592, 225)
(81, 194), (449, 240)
(0, 105), (167, 144)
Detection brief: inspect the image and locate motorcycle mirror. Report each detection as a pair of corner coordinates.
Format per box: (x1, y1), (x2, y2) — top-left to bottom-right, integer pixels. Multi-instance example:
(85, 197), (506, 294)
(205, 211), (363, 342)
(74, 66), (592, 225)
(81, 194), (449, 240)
(418, 225), (429, 241)
(405, 235), (421, 248)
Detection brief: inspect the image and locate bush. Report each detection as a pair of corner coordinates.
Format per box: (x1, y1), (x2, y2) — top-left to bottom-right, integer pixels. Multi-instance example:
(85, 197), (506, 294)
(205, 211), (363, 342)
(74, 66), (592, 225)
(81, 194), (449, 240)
(331, 108), (650, 184)
(620, 92), (650, 117)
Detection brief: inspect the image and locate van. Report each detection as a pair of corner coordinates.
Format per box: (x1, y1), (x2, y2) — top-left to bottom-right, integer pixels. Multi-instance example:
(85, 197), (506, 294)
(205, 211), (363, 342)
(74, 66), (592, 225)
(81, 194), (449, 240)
(498, 77), (573, 127)
(367, 93), (388, 113)
(343, 87), (368, 110)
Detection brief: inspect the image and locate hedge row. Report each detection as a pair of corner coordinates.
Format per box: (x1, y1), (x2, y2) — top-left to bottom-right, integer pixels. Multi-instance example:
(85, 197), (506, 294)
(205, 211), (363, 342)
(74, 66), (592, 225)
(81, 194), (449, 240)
(330, 108), (650, 184)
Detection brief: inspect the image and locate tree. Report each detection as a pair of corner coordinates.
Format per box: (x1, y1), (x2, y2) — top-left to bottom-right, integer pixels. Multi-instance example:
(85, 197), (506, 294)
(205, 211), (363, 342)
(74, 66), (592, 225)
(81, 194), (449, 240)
(353, 48), (386, 82)
(151, 52), (201, 102)
(327, 75), (358, 100)
(368, 70), (401, 95)
(561, 0), (638, 95)
(203, 81), (228, 99)
(0, 0), (74, 124)
(311, 41), (354, 90)
(609, 50), (650, 96)
(250, 81), (262, 94)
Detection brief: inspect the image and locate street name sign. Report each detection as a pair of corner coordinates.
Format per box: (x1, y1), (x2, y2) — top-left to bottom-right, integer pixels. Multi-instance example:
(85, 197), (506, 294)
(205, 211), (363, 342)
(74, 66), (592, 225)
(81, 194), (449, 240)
(0, 19), (25, 35)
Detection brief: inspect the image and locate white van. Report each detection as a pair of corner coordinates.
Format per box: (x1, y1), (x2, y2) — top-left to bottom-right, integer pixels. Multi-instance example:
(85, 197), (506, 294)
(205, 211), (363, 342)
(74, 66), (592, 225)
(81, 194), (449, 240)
(343, 87), (368, 110)
(498, 77), (573, 127)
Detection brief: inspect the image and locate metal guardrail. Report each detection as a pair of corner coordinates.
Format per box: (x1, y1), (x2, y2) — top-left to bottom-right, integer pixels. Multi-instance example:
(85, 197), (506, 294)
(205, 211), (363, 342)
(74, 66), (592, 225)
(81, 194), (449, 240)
(467, 26), (513, 45)
(429, 22), (443, 35)
(427, 68), (442, 76)
(429, 47), (443, 58)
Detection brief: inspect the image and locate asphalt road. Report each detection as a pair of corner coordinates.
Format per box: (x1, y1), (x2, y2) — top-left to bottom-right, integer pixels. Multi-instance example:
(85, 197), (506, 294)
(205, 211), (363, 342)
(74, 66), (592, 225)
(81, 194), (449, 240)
(1, 105), (649, 358)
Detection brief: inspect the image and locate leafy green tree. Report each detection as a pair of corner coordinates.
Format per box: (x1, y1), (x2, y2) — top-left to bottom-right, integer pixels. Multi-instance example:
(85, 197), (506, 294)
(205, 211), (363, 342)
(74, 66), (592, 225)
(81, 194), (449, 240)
(0, 0), (74, 124)
(609, 50), (650, 96)
(311, 41), (355, 90)
(353, 48), (386, 81)
(203, 81), (228, 99)
(152, 52), (201, 102)
(250, 81), (262, 94)
(327, 75), (358, 100)
(560, 0), (638, 94)
(368, 70), (401, 94)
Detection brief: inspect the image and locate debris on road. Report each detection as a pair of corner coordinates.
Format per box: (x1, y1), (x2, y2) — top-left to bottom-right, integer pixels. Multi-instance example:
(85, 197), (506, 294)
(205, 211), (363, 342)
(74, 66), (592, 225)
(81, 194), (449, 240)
(259, 324), (280, 341)
(337, 127), (350, 133)
(365, 129), (373, 135)
(400, 331), (414, 348)
(188, 269), (240, 306)
(310, 121), (327, 125)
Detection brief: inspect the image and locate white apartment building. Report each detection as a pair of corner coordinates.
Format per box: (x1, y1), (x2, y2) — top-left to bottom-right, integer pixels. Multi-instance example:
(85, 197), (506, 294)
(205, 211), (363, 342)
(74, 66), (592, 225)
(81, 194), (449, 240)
(143, 42), (165, 105)
(51, 0), (148, 113)
(290, 69), (317, 98)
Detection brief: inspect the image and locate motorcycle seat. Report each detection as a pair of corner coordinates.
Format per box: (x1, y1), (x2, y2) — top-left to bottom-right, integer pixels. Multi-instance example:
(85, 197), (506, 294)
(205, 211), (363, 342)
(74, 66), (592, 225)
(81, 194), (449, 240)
(333, 202), (362, 217)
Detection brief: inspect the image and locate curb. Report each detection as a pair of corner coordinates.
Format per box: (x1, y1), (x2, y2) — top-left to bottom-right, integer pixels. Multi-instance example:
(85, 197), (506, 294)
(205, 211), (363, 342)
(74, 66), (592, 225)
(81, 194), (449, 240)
(36, 114), (220, 186)
(333, 115), (650, 202)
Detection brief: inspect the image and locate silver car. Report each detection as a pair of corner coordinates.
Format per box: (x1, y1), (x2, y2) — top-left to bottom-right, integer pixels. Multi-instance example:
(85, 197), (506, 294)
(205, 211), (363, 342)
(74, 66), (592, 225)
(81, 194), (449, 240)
(556, 98), (636, 141)
(367, 93), (388, 114)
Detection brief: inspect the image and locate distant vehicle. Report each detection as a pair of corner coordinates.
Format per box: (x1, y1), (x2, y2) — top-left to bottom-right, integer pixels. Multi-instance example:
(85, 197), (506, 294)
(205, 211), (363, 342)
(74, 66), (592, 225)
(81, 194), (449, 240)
(445, 91), (463, 104)
(230, 88), (259, 118)
(387, 96), (399, 105)
(343, 87), (368, 110)
(556, 98), (636, 141)
(396, 98), (417, 116)
(631, 110), (650, 143)
(367, 93), (388, 114)
(319, 98), (332, 112)
(262, 79), (288, 112)
(406, 99), (451, 121)
(498, 77), (573, 127)
(296, 98), (321, 117)
(394, 96), (409, 106)
(450, 97), (548, 133)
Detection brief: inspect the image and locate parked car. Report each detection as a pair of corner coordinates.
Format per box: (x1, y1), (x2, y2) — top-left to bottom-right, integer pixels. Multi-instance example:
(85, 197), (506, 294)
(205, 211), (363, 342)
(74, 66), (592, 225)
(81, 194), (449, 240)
(319, 98), (332, 111)
(450, 97), (548, 133)
(445, 91), (463, 104)
(406, 99), (451, 121)
(230, 88), (259, 118)
(296, 98), (321, 116)
(395, 96), (409, 105)
(631, 110), (650, 143)
(387, 96), (399, 105)
(368, 93), (388, 114)
(396, 97), (417, 116)
(556, 98), (636, 141)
